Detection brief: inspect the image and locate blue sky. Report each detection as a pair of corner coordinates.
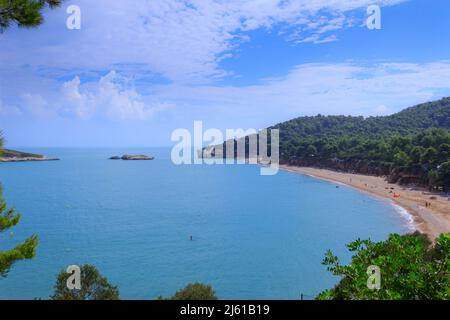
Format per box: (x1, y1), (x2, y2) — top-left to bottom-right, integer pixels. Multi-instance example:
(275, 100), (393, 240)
(1, 0), (450, 147)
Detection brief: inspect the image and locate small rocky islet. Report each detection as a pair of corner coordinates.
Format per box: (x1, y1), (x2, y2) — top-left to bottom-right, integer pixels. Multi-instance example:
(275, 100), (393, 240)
(109, 154), (155, 161)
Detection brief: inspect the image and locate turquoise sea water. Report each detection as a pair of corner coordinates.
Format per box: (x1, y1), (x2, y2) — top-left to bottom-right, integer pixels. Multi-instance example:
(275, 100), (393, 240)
(0, 148), (412, 300)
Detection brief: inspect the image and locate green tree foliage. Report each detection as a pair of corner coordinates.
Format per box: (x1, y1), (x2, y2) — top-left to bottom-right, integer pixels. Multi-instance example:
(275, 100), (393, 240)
(0, 132), (39, 278)
(269, 97), (450, 190)
(51, 264), (120, 300)
(213, 98), (450, 189)
(0, 0), (62, 31)
(161, 283), (218, 300)
(317, 232), (450, 300)
(272, 97), (450, 141)
(437, 161), (450, 188)
(0, 188), (39, 277)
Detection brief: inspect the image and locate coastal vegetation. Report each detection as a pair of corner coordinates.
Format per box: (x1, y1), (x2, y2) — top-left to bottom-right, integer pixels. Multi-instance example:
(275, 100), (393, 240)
(159, 283), (218, 300)
(51, 268), (216, 300)
(0, 134), (39, 278)
(0, 148), (59, 162)
(0, 0), (62, 31)
(215, 97), (450, 190)
(279, 127), (450, 190)
(2, 0), (447, 303)
(0, 188), (39, 277)
(0, 149), (44, 159)
(273, 97), (450, 190)
(51, 264), (120, 300)
(317, 232), (450, 300)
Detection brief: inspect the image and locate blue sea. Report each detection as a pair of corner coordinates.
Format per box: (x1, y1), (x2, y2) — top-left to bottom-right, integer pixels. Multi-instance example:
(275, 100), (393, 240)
(0, 148), (412, 300)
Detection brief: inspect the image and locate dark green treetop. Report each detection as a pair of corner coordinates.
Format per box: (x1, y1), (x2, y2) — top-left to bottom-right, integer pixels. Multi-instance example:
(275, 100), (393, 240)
(317, 232), (450, 300)
(51, 264), (120, 300)
(0, 132), (39, 278)
(0, 0), (62, 31)
(160, 283), (218, 300)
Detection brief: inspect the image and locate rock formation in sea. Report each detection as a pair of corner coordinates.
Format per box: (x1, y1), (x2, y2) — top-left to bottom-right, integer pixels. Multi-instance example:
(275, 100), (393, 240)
(109, 155), (155, 160)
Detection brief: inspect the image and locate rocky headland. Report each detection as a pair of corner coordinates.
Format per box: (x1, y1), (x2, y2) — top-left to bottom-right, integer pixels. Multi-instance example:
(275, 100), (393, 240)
(0, 149), (60, 162)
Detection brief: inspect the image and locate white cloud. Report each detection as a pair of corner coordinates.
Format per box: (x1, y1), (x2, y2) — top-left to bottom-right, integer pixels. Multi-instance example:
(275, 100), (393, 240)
(61, 76), (91, 118)
(95, 71), (175, 121)
(13, 60), (450, 125)
(149, 61), (450, 122)
(297, 34), (338, 44)
(0, 99), (22, 116)
(23, 71), (175, 121)
(22, 93), (56, 119)
(3, 58), (449, 149)
(0, 0), (408, 83)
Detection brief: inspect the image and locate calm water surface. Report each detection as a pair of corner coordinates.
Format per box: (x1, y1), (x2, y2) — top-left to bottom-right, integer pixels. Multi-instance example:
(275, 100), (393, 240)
(0, 148), (412, 299)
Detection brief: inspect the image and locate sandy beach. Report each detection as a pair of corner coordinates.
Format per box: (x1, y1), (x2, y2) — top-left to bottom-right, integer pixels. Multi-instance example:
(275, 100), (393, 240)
(280, 165), (450, 239)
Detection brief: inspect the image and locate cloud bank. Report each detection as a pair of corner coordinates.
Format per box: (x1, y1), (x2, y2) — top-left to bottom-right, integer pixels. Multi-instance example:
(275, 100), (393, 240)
(12, 61), (450, 125)
(0, 0), (407, 83)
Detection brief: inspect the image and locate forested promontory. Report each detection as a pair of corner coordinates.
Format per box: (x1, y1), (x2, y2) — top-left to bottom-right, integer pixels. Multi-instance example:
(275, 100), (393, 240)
(211, 97), (450, 190)
(272, 97), (450, 189)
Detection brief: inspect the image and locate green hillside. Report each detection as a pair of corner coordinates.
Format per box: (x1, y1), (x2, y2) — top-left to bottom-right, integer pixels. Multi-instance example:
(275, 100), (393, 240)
(0, 149), (44, 159)
(271, 97), (450, 142)
(274, 97), (450, 190)
(211, 97), (450, 190)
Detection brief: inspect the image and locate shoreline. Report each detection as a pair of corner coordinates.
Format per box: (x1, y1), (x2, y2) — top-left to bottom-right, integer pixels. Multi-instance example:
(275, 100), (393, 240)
(0, 157), (60, 162)
(280, 165), (450, 239)
(0, 149), (59, 162)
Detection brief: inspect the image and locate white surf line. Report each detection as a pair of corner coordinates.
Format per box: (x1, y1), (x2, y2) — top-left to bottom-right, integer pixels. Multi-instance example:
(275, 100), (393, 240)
(390, 202), (417, 232)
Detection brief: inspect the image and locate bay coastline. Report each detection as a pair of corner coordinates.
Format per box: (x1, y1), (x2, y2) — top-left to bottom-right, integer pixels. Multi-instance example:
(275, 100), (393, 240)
(280, 165), (450, 239)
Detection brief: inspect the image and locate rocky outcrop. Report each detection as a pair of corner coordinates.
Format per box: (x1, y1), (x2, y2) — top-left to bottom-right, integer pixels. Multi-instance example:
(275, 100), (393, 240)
(0, 157), (60, 162)
(121, 155), (154, 160)
(109, 155), (154, 160)
(0, 149), (60, 162)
